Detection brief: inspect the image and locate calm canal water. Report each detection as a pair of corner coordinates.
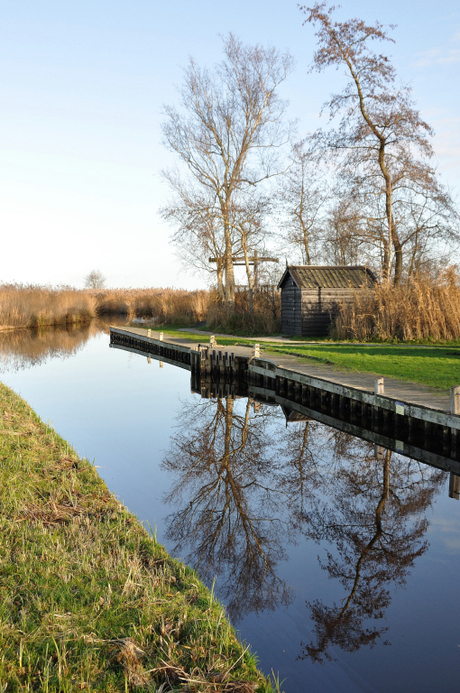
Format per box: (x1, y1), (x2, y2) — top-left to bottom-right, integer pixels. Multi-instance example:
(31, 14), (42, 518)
(1, 324), (459, 693)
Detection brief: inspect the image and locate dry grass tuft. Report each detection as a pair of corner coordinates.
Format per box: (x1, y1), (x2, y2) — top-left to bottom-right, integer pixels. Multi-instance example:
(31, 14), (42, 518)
(108, 638), (150, 688)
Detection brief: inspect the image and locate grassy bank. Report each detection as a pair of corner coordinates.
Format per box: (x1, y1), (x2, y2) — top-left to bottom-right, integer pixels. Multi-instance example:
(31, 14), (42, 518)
(0, 382), (274, 692)
(143, 328), (460, 390)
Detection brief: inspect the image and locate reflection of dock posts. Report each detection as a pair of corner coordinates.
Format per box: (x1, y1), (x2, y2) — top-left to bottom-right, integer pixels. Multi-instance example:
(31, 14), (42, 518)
(374, 444), (385, 460)
(449, 473), (460, 500)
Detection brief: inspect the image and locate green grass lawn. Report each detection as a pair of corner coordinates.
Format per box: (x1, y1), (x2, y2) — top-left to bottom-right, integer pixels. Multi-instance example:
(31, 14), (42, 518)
(264, 344), (460, 391)
(140, 327), (460, 390)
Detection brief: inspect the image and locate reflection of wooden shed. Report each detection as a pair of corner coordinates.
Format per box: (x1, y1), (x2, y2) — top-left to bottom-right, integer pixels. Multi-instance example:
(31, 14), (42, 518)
(281, 405), (311, 423)
(277, 265), (376, 337)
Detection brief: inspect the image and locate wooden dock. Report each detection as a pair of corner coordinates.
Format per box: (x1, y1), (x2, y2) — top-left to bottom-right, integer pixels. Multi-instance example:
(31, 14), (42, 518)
(109, 326), (460, 468)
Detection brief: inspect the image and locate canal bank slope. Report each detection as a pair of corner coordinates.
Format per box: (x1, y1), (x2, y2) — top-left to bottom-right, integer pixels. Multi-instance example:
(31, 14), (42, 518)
(0, 381), (273, 692)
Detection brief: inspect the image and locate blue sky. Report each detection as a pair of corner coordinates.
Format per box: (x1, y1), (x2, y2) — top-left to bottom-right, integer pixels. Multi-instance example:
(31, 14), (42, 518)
(1, 0), (459, 288)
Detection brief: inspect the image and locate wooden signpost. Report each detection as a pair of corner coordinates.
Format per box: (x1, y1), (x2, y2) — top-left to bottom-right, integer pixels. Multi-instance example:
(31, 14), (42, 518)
(208, 249), (278, 287)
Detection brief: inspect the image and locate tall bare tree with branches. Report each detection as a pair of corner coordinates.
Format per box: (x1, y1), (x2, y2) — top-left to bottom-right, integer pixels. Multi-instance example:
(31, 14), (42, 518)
(276, 141), (328, 265)
(162, 34), (294, 305)
(301, 2), (458, 284)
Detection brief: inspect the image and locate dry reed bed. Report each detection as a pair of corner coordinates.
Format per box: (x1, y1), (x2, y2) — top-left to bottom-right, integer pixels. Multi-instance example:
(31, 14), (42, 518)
(94, 287), (210, 324)
(206, 289), (281, 335)
(0, 285), (97, 329)
(0, 285), (210, 329)
(332, 270), (460, 341)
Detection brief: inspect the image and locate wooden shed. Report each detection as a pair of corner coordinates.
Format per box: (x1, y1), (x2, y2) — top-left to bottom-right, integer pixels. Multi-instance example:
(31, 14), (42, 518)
(277, 265), (376, 337)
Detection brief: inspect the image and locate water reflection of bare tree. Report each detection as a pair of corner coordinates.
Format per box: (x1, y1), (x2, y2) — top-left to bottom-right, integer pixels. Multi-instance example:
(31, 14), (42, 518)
(163, 396), (446, 650)
(273, 418), (327, 526)
(163, 397), (294, 622)
(299, 432), (446, 663)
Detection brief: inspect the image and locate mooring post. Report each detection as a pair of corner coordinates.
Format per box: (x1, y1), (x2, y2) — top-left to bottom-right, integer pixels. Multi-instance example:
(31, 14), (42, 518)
(147, 329), (151, 338)
(450, 385), (460, 453)
(254, 343), (261, 358)
(375, 377), (385, 395)
(450, 385), (460, 415)
(159, 332), (164, 342)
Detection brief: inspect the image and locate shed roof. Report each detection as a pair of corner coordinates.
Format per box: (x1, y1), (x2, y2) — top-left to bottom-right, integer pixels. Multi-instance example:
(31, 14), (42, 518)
(277, 265), (377, 290)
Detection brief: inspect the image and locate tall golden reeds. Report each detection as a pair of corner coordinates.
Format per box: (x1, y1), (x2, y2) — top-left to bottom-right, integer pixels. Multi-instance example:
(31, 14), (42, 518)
(332, 267), (460, 341)
(0, 284), (97, 329)
(0, 284), (210, 329)
(93, 287), (210, 324)
(206, 287), (281, 335)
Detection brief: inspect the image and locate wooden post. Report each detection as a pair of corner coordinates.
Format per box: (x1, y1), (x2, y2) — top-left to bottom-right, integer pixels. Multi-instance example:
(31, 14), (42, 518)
(449, 473), (460, 500)
(450, 385), (460, 414)
(450, 385), (460, 454)
(375, 377), (384, 395)
(374, 445), (385, 461)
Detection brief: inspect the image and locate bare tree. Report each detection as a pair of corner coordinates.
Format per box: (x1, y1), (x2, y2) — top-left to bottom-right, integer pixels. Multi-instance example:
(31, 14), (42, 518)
(162, 34), (294, 305)
(230, 192), (271, 313)
(84, 269), (105, 289)
(301, 3), (458, 284)
(161, 177), (232, 301)
(322, 199), (370, 266)
(334, 156), (459, 277)
(277, 140), (327, 264)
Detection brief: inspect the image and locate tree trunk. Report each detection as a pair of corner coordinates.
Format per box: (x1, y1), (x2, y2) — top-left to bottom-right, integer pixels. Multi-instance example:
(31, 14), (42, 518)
(242, 239), (255, 314)
(216, 263), (225, 302)
(223, 222), (235, 306)
(391, 229), (403, 286)
(301, 221), (311, 264)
